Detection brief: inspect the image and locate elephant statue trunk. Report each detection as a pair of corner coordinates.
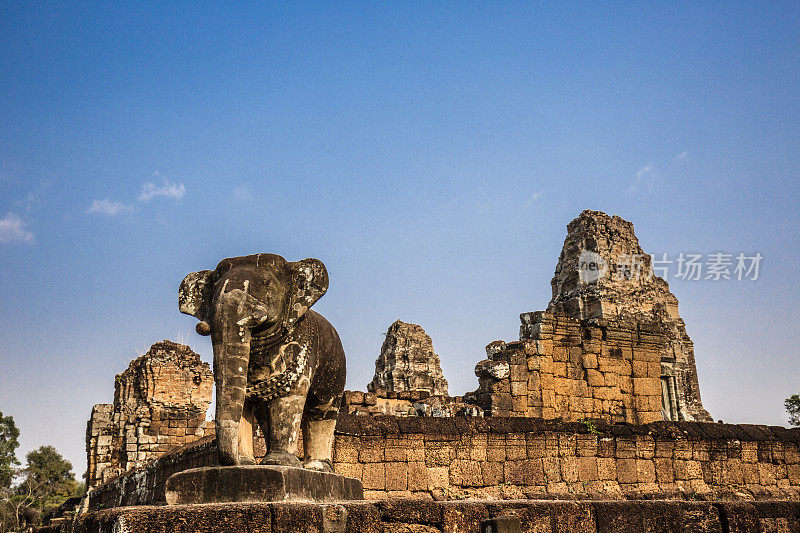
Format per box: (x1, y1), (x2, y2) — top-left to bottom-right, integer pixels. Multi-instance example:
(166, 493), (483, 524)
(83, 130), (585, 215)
(179, 254), (346, 471)
(210, 288), (256, 465)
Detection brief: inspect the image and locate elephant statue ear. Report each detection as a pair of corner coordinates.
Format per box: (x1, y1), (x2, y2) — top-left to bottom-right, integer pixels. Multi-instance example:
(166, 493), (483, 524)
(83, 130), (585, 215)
(285, 258), (329, 329)
(179, 270), (214, 321)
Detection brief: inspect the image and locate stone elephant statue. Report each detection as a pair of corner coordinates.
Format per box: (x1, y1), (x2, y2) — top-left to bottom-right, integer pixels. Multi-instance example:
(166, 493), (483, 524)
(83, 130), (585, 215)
(179, 253), (346, 471)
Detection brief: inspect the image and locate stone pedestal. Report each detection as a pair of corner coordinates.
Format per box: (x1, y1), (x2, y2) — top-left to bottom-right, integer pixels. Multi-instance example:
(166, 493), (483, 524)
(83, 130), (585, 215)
(164, 465), (364, 505)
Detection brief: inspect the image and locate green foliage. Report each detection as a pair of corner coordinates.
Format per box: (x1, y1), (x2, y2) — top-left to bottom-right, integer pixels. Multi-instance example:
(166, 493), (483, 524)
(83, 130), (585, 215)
(20, 445), (78, 515)
(72, 481), (86, 499)
(786, 394), (800, 427)
(0, 443), (79, 530)
(0, 432), (80, 532)
(0, 413), (20, 489)
(24, 446), (73, 487)
(579, 418), (600, 435)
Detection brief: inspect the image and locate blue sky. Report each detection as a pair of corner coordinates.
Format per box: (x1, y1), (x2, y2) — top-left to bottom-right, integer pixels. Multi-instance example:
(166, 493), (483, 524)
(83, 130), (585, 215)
(1, 2), (798, 475)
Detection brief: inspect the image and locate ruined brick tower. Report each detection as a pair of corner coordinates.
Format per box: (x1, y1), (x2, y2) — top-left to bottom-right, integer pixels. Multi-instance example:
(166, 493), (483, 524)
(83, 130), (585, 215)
(468, 210), (711, 423)
(546, 210), (711, 422)
(85, 340), (214, 489)
(368, 320), (449, 397)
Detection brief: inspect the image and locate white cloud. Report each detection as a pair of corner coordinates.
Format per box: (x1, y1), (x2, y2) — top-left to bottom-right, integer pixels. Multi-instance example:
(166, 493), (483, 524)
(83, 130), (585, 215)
(635, 165), (652, 183)
(676, 151), (688, 161)
(86, 199), (133, 216)
(233, 186), (252, 202)
(526, 190), (543, 206)
(138, 177), (186, 202)
(629, 165), (654, 193)
(0, 213), (34, 243)
(21, 180), (51, 211)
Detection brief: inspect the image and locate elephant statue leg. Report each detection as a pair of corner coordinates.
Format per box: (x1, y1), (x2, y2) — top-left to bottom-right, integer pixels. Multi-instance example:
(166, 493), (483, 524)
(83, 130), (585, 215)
(301, 395), (340, 472)
(237, 400), (257, 465)
(254, 391), (307, 467)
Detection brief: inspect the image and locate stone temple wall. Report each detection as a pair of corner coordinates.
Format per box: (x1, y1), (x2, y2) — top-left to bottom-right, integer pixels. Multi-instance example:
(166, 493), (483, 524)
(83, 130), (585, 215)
(341, 390), (482, 418)
(39, 499), (800, 533)
(331, 417), (800, 502)
(83, 415), (800, 510)
(85, 340), (214, 489)
(467, 311), (666, 424)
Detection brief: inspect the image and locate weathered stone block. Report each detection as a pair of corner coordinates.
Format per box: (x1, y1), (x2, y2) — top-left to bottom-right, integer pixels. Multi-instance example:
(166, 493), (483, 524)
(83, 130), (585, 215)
(559, 433), (577, 456)
(583, 369), (602, 388)
(741, 442), (758, 463)
(385, 462), (409, 491)
(785, 444), (800, 464)
(335, 462), (363, 481)
(426, 467), (449, 489)
(408, 462), (428, 492)
(597, 437), (615, 458)
(616, 437), (637, 459)
(617, 458), (637, 484)
(577, 457), (598, 481)
(487, 438), (506, 462)
(594, 501), (722, 533)
(165, 466), (364, 505)
(511, 396), (528, 413)
(441, 502), (489, 533)
(362, 463), (386, 490)
(561, 457), (579, 483)
(425, 442), (454, 467)
(334, 435), (360, 463)
(385, 438), (409, 462)
(360, 437), (385, 463)
(758, 462), (776, 486)
(636, 460), (656, 483)
(451, 460), (481, 487)
(510, 381), (527, 397)
(542, 456), (562, 483)
(575, 434), (598, 457)
(480, 515), (522, 533)
(597, 458), (617, 481)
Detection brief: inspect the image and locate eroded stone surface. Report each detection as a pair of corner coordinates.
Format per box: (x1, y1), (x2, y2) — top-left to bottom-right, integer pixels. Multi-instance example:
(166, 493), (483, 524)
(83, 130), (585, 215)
(368, 320), (449, 398)
(42, 495), (800, 533)
(466, 210), (711, 423)
(85, 340), (213, 489)
(545, 210), (710, 421)
(83, 415), (800, 510)
(165, 465), (364, 505)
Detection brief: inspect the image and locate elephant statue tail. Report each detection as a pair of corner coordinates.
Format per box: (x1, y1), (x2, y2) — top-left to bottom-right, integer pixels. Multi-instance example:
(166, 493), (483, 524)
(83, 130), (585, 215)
(247, 342), (308, 401)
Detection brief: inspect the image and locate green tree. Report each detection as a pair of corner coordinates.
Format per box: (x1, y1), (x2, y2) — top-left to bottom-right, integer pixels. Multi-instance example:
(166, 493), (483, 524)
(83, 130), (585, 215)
(0, 414), (20, 532)
(786, 394), (800, 427)
(0, 444), (80, 531)
(0, 413), (20, 489)
(20, 445), (77, 515)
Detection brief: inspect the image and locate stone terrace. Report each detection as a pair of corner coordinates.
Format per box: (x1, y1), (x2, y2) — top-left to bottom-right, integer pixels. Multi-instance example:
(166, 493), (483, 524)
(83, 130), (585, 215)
(83, 415), (800, 510)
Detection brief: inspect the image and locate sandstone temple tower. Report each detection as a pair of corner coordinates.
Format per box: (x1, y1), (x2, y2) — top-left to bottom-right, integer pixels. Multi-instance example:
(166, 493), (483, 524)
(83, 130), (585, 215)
(368, 320), (449, 397)
(468, 210), (712, 423)
(85, 341), (214, 488)
(547, 210), (711, 422)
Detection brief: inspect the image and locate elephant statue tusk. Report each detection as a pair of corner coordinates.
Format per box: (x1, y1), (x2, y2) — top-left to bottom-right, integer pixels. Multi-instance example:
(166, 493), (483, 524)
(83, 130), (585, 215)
(196, 321), (212, 336)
